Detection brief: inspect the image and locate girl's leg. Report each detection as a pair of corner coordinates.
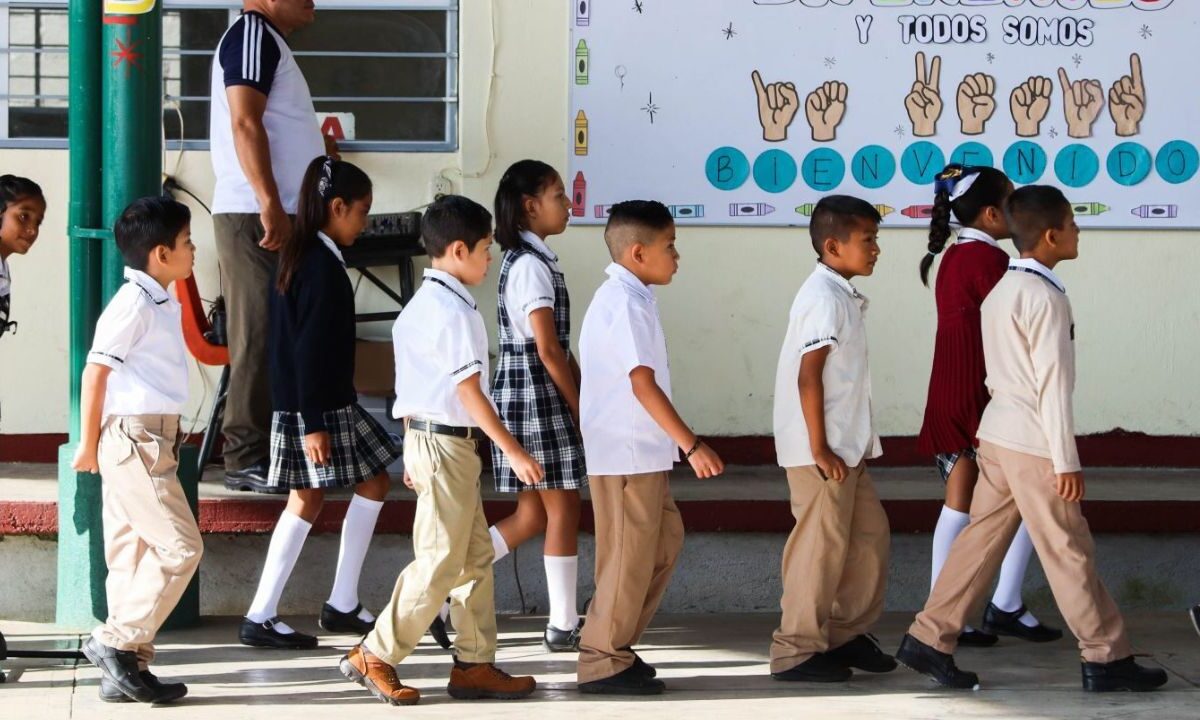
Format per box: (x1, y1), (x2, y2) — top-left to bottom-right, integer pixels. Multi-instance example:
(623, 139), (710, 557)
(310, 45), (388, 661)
(930, 456), (984, 634)
(246, 488), (325, 631)
(540, 489), (582, 632)
(327, 472), (390, 619)
(990, 521), (1042, 627)
(491, 491), (549, 560)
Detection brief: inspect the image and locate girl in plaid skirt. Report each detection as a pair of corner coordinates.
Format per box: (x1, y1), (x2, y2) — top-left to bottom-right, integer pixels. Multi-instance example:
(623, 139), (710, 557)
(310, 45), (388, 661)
(482, 160), (588, 651)
(239, 156), (399, 651)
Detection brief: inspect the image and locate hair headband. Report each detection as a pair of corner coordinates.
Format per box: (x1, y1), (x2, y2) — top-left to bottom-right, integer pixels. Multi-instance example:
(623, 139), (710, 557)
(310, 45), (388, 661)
(317, 156), (336, 200)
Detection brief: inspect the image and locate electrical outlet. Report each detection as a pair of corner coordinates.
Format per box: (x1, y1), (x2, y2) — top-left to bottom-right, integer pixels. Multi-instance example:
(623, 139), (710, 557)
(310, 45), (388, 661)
(429, 174), (453, 199)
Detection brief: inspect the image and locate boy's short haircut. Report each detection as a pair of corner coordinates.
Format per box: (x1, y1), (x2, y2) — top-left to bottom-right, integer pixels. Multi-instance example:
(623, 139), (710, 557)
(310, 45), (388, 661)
(603, 200), (674, 260)
(422, 194), (493, 258)
(1004, 185), (1071, 253)
(809, 195), (882, 256)
(114, 196), (191, 271)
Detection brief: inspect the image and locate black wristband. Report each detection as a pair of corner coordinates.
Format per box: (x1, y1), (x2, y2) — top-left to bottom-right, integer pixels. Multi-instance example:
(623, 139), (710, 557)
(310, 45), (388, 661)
(684, 438), (702, 458)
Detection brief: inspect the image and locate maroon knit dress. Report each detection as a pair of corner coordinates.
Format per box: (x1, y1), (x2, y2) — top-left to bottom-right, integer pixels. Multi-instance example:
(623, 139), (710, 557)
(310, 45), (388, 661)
(917, 240), (1009, 457)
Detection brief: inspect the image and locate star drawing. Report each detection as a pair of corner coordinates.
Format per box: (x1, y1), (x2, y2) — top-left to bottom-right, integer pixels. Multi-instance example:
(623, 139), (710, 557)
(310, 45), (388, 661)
(641, 92), (660, 124)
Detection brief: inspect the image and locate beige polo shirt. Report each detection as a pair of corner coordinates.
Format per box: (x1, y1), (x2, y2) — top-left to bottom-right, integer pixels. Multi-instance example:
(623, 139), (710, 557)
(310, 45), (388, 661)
(977, 258), (1081, 473)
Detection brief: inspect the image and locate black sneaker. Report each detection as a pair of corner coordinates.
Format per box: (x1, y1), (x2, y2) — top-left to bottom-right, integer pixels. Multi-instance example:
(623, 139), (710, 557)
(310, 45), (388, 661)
(826, 634), (897, 673)
(895, 634), (980, 689)
(81, 637), (157, 703)
(1081, 656), (1168, 692)
(771, 652), (852, 683)
(957, 628), (999, 647)
(981, 603), (1063, 643)
(579, 664), (666, 695)
(224, 463), (286, 494)
(320, 603), (375, 635)
(239, 617), (318, 649)
(1190, 604), (1200, 638)
(99, 670), (188, 704)
(543, 620), (584, 652)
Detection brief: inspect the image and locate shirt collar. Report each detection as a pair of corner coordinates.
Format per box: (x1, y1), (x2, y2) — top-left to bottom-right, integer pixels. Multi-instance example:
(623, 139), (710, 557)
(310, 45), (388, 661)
(605, 262), (655, 302)
(814, 261), (868, 307)
(955, 227), (1002, 249)
(124, 267), (173, 305)
(423, 268), (477, 309)
(1008, 257), (1067, 293)
(318, 231), (346, 266)
(519, 229), (558, 263)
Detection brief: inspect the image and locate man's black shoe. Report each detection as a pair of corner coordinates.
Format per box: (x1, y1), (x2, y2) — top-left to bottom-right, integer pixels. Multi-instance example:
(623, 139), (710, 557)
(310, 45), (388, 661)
(82, 637), (156, 703)
(957, 627), (999, 647)
(100, 670), (188, 703)
(579, 664), (666, 695)
(239, 617), (318, 649)
(319, 603), (375, 635)
(1081, 656), (1168, 692)
(827, 634), (897, 673)
(895, 634), (980, 689)
(771, 652), (852, 683)
(224, 463), (286, 494)
(981, 603), (1063, 643)
(543, 620), (583, 652)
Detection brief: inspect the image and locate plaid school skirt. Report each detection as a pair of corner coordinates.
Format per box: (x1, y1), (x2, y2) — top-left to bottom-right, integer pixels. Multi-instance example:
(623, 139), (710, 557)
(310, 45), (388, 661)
(268, 403), (400, 490)
(935, 447), (978, 484)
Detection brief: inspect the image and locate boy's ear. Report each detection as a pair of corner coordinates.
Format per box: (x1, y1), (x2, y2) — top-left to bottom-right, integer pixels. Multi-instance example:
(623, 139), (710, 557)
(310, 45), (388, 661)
(448, 239), (467, 260)
(821, 236), (841, 259)
(628, 241), (645, 265)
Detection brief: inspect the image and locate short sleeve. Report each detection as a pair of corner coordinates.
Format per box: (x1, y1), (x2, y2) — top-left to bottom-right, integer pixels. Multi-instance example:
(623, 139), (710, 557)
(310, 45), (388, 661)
(219, 14), (282, 95)
(795, 297), (842, 357)
(612, 300), (662, 375)
(506, 254), (556, 318)
(440, 310), (488, 384)
(87, 292), (146, 371)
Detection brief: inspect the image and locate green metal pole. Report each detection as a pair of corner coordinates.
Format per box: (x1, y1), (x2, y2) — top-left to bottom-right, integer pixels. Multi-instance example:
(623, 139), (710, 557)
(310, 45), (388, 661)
(57, 0), (107, 630)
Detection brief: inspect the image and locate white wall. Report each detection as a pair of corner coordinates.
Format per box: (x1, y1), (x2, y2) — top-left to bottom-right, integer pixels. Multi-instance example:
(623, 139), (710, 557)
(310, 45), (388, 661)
(1, 1), (1197, 439)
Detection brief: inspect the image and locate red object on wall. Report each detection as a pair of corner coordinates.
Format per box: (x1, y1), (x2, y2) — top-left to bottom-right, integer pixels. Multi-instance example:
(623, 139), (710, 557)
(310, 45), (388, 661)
(572, 171), (586, 217)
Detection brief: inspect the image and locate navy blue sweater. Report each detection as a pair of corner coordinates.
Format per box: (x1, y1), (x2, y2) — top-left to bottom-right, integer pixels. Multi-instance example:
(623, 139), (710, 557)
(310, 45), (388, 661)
(269, 241), (357, 432)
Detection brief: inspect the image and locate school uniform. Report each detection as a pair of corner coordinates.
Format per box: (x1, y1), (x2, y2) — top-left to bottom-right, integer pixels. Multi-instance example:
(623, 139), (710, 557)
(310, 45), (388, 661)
(87, 268), (203, 666)
(0, 253), (14, 338)
(491, 230), (586, 492)
(576, 262), (684, 683)
(267, 233), (399, 489)
(769, 262), (889, 674)
(364, 269), (498, 665)
(909, 258), (1131, 663)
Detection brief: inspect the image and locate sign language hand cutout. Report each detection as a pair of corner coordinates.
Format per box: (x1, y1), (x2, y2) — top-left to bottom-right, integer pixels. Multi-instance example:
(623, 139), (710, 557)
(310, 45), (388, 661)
(957, 72), (996, 135)
(753, 70), (800, 142)
(905, 52), (943, 137)
(805, 81), (848, 142)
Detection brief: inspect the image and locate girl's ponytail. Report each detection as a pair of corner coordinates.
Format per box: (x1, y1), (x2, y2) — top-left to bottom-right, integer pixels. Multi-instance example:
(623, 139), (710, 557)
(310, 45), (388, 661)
(921, 164), (962, 287)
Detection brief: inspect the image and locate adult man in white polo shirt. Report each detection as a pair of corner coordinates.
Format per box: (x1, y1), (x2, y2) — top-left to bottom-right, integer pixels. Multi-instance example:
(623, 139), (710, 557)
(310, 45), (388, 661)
(209, 0), (331, 492)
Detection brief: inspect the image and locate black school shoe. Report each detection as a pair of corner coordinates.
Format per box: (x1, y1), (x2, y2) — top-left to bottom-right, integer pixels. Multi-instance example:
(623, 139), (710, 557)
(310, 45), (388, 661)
(895, 634), (980, 689)
(320, 603), (375, 635)
(1189, 604), (1200, 638)
(239, 617), (318, 649)
(957, 628), (999, 647)
(544, 619), (584, 652)
(826, 634), (898, 673)
(981, 603), (1063, 643)
(1081, 656), (1168, 692)
(771, 652), (853, 683)
(224, 463), (287, 494)
(579, 664), (666, 695)
(624, 648), (657, 678)
(81, 637), (157, 703)
(99, 670), (188, 704)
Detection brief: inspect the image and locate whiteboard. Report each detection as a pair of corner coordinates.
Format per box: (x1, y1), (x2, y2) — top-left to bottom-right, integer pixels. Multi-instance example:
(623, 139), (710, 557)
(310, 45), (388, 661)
(566, 0), (1199, 228)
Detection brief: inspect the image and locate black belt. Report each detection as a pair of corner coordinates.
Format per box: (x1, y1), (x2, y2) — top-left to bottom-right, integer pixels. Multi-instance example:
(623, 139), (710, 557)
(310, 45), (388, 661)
(407, 418), (480, 440)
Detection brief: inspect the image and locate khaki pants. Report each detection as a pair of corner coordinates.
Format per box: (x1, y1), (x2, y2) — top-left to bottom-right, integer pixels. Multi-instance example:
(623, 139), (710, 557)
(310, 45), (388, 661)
(910, 440), (1130, 663)
(213, 213), (277, 471)
(770, 463), (890, 673)
(577, 471), (684, 683)
(365, 429), (496, 664)
(92, 415), (203, 666)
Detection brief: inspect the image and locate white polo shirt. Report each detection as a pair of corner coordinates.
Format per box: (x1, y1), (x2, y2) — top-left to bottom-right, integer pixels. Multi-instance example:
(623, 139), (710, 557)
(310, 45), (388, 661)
(392, 269), (493, 427)
(579, 263), (678, 475)
(87, 268), (189, 418)
(773, 262), (881, 468)
(502, 230), (561, 340)
(209, 11), (324, 215)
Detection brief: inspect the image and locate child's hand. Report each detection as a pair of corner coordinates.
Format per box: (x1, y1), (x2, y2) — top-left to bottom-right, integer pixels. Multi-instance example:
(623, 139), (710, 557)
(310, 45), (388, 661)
(509, 449), (544, 486)
(304, 431), (332, 466)
(1056, 471), (1085, 502)
(687, 442), (724, 479)
(403, 470), (415, 490)
(71, 445), (100, 474)
(814, 446), (849, 483)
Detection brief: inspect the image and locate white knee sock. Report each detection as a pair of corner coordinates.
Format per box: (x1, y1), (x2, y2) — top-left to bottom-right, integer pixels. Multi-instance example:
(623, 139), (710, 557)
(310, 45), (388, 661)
(489, 525), (510, 563)
(246, 510), (312, 633)
(327, 494), (384, 623)
(992, 521), (1040, 627)
(544, 555), (580, 632)
(931, 506), (978, 633)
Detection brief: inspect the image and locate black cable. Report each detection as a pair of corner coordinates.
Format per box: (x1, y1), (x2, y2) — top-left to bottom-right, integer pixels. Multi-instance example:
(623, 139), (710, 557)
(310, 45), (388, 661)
(511, 545), (530, 614)
(162, 176), (211, 216)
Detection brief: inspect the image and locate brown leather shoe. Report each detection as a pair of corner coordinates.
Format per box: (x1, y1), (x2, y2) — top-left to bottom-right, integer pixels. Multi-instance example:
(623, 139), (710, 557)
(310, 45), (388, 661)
(447, 661), (536, 700)
(339, 645), (420, 706)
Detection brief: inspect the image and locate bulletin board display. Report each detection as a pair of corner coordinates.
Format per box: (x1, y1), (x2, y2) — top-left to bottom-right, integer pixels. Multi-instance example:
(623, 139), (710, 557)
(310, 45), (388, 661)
(566, 0), (1199, 228)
